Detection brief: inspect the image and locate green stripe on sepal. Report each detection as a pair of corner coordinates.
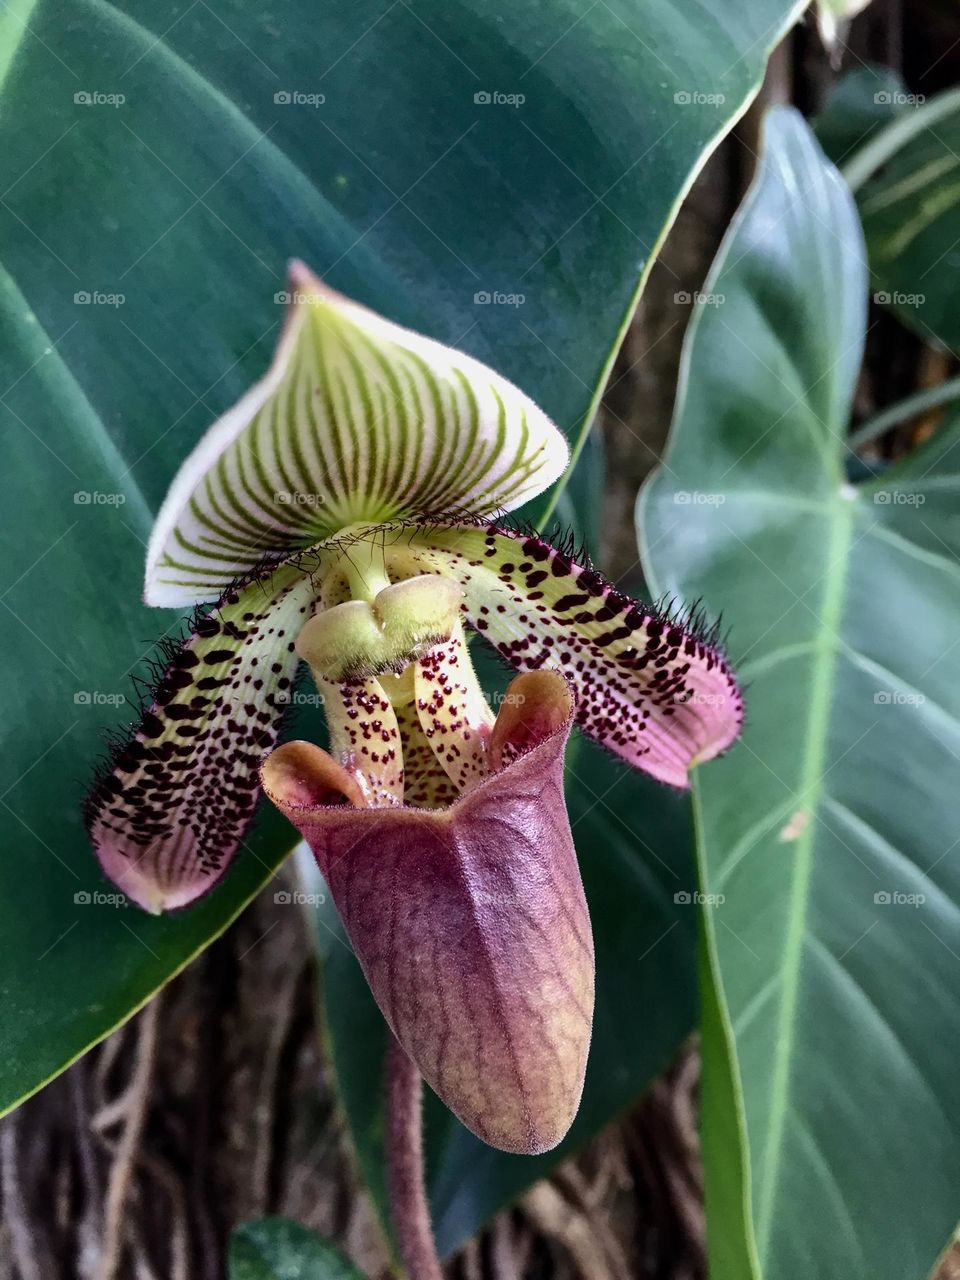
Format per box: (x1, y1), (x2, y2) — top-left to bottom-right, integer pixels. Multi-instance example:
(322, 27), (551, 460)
(145, 264), (569, 607)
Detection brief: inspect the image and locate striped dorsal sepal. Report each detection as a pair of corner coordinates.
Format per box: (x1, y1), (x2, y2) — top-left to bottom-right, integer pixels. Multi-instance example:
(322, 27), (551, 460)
(145, 262), (569, 607)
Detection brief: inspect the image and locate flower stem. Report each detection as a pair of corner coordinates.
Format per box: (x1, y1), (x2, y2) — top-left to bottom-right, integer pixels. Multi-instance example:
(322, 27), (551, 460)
(385, 1035), (444, 1280)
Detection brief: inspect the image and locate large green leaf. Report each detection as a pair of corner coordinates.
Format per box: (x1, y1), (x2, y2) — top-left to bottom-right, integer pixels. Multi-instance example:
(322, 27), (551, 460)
(229, 1218), (364, 1280)
(814, 63), (901, 165)
(820, 74), (960, 351)
(859, 95), (960, 348)
(639, 107), (960, 1280)
(0, 0), (804, 1114)
(306, 734), (697, 1258)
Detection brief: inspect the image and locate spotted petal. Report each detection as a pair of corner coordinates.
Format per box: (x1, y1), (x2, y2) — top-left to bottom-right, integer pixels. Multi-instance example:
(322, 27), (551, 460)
(412, 625), (494, 794)
(86, 561), (316, 912)
(315, 673), (405, 806)
(146, 263), (569, 607)
(399, 524), (743, 788)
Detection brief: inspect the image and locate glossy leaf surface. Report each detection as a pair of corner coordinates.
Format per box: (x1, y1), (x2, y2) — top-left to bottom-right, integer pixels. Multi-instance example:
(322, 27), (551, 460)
(640, 108), (960, 1280)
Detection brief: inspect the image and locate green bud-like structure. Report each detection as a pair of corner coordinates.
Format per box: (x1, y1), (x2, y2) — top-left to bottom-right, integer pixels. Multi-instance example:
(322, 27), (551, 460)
(296, 569), (463, 683)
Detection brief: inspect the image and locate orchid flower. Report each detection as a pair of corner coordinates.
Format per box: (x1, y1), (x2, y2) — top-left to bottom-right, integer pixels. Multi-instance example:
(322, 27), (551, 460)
(87, 263), (742, 1156)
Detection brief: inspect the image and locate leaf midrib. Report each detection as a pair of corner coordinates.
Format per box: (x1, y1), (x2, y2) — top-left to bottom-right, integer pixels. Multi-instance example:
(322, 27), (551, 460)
(754, 490), (857, 1262)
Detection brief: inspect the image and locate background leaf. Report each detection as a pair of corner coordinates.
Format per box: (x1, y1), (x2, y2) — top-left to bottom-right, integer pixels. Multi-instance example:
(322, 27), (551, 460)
(228, 1217), (365, 1280)
(639, 106), (960, 1280)
(818, 72), (960, 351)
(0, 0), (804, 1116)
(814, 63), (902, 163)
(856, 89), (960, 350)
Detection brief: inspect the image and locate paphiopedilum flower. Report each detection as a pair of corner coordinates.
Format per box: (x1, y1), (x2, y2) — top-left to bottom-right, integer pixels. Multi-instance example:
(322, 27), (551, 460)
(87, 263), (742, 1155)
